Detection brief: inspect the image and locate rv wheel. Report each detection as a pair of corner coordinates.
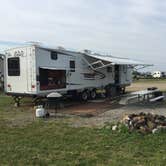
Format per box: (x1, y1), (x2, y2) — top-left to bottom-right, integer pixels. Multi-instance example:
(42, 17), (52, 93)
(80, 91), (88, 101)
(90, 90), (96, 100)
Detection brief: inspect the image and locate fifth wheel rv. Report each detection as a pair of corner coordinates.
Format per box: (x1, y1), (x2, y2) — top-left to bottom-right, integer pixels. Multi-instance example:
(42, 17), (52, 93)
(4, 44), (148, 104)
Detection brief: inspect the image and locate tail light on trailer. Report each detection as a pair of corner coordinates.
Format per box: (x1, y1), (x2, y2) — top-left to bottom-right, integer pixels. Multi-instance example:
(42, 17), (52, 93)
(7, 84), (12, 91)
(7, 84), (11, 87)
(31, 85), (35, 89)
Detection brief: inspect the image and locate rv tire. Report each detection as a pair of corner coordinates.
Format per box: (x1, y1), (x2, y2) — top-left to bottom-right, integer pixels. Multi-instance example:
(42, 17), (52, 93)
(90, 90), (96, 100)
(80, 91), (88, 101)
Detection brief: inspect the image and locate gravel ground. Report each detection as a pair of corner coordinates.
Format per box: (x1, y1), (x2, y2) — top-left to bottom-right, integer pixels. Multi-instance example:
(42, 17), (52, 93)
(58, 93), (166, 128)
(66, 101), (166, 128)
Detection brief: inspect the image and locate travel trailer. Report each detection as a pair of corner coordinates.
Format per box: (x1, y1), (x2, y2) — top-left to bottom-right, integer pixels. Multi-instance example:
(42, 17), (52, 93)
(4, 44), (149, 103)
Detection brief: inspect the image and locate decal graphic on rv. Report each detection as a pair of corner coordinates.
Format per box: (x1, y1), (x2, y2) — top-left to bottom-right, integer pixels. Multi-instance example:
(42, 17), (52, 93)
(82, 70), (105, 80)
(14, 51), (25, 57)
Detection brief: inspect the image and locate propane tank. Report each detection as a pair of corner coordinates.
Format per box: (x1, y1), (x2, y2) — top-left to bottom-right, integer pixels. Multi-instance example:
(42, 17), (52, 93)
(36, 105), (45, 118)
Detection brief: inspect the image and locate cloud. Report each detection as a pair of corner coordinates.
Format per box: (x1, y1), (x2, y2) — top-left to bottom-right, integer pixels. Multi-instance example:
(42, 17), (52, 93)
(0, 0), (166, 70)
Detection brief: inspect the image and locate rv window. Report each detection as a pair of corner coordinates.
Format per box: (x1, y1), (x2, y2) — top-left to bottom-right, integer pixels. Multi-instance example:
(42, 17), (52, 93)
(107, 67), (112, 73)
(70, 60), (75, 72)
(51, 52), (58, 60)
(8, 57), (20, 76)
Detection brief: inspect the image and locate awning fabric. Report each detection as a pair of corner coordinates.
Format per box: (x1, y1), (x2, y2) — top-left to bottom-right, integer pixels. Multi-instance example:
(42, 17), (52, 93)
(84, 53), (150, 66)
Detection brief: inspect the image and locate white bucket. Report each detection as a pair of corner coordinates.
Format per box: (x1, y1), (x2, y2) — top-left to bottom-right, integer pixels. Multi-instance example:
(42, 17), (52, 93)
(36, 105), (45, 118)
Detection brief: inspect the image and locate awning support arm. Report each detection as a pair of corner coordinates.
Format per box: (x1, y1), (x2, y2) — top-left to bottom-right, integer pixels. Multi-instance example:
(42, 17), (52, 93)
(82, 56), (113, 70)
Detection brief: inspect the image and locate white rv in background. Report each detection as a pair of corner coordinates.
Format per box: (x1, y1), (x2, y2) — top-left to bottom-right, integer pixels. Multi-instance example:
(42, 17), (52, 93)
(4, 44), (147, 103)
(152, 71), (162, 78)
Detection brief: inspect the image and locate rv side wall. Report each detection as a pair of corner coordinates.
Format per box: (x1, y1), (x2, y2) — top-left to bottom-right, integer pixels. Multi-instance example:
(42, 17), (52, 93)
(35, 48), (116, 94)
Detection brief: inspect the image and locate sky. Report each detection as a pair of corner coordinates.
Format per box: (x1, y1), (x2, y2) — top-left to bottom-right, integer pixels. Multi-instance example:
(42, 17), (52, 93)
(0, 0), (166, 71)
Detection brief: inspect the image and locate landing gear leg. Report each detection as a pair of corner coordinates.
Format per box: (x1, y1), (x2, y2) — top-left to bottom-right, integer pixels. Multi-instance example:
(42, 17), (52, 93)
(13, 96), (22, 107)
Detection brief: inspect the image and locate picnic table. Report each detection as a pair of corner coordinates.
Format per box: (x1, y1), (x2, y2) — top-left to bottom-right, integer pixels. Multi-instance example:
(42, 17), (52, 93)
(119, 88), (164, 105)
(130, 89), (160, 102)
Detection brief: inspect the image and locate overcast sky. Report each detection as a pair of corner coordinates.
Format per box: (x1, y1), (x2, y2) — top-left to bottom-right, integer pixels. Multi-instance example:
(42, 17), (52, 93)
(0, 0), (166, 71)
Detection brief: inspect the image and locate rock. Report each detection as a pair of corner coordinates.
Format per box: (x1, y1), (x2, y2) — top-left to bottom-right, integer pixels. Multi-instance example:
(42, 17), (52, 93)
(112, 125), (118, 131)
(147, 121), (157, 130)
(152, 128), (159, 134)
(122, 115), (130, 122)
(133, 118), (146, 128)
(139, 126), (148, 134)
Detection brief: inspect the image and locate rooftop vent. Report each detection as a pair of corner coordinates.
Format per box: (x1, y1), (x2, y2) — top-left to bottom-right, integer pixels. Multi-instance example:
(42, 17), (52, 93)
(84, 49), (91, 54)
(26, 41), (42, 46)
(57, 46), (65, 50)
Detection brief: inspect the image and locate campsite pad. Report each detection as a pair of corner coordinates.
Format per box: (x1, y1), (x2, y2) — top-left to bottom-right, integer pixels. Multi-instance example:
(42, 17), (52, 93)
(55, 99), (120, 117)
(1, 95), (166, 128)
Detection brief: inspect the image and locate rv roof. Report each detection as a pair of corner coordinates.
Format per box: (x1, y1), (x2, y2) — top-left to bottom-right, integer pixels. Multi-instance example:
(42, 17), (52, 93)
(36, 45), (152, 66)
(5, 44), (152, 66)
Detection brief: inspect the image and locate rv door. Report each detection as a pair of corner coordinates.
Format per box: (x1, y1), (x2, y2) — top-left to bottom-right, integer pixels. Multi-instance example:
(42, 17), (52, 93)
(115, 65), (120, 84)
(27, 47), (36, 92)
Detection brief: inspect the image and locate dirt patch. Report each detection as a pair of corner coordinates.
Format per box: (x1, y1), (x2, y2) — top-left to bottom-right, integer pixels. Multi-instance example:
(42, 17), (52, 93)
(65, 101), (166, 128)
(59, 99), (120, 116)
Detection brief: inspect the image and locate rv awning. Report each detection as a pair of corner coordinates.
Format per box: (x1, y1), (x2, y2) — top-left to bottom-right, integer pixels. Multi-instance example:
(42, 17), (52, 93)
(83, 53), (152, 70)
(40, 66), (69, 70)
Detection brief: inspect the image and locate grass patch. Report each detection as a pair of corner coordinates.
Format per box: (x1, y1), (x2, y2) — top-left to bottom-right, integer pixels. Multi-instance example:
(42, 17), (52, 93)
(1, 120), (166, 165)
(1, 95), (166, 165)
